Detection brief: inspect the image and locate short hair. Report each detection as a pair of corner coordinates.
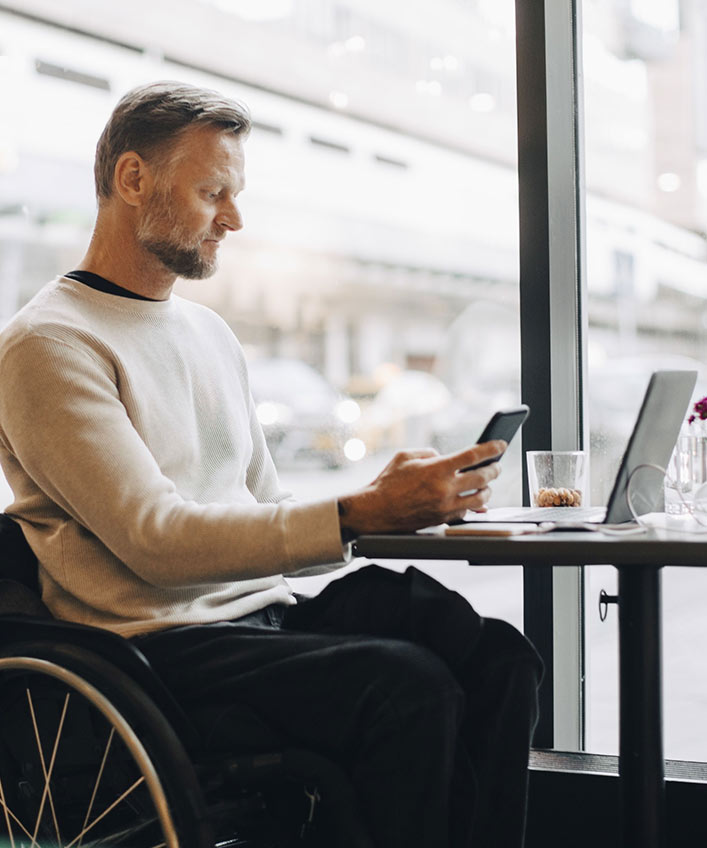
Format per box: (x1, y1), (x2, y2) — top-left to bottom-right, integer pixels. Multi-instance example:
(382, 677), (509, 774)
(94, 80), (251, 199)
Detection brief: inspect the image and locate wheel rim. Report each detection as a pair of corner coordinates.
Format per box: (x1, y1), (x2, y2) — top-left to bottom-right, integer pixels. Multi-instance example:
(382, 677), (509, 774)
(0, 656), (180, 848)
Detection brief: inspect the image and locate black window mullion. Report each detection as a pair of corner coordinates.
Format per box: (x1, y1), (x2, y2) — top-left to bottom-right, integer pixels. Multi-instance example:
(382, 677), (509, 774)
(515, 0), (554, 749)
(515, 0), (588, 752)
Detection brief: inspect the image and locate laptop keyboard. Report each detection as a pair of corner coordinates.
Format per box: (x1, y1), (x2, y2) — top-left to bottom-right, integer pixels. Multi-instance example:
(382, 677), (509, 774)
(500, 506), (607, 522)
(463, 505), (608, 523)
(519, 506), (606, 522)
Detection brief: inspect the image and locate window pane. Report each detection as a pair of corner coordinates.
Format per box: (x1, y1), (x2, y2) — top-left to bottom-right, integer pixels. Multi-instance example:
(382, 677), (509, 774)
(582, 0), (707, 758)
(0, 2), (523, 626)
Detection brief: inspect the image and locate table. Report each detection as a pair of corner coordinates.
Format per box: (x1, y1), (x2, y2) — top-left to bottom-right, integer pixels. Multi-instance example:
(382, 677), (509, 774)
(352, 518), (707, 848)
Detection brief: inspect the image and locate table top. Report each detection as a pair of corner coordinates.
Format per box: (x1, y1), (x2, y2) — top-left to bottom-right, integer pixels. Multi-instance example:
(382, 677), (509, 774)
(352, 513), (707, 567)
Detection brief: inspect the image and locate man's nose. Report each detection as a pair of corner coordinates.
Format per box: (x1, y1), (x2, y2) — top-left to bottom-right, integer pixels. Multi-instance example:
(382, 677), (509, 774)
(217, 198), (243, 232)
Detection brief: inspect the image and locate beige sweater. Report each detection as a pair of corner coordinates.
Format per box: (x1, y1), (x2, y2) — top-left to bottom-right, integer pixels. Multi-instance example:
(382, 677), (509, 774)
(0, 278), (348, 636)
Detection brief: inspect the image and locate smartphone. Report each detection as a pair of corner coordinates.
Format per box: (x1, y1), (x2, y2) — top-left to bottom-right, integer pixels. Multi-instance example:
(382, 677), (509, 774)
(460, 404), (530, 472)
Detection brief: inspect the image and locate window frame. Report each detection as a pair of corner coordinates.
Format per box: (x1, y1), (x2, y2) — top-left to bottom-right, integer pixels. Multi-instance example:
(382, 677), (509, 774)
(515, 0), (587, 750)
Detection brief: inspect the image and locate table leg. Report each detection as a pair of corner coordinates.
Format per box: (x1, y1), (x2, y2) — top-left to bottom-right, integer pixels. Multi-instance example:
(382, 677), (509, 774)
(618, 564), (666, 848)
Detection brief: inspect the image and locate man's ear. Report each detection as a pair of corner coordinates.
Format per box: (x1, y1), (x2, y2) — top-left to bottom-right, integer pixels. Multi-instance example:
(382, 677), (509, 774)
(113, 151), (152, 207)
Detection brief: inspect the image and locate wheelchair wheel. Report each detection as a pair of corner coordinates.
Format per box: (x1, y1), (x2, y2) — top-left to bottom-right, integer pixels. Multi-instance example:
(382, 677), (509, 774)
(0, 642), (211, 848)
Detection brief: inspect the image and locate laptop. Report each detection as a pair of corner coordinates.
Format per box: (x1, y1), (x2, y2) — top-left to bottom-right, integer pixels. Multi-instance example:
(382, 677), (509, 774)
(459, 370), (698, 527)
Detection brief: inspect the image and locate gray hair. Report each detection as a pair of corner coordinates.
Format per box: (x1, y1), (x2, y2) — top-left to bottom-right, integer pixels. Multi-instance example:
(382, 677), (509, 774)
(94, 80), (251, 199)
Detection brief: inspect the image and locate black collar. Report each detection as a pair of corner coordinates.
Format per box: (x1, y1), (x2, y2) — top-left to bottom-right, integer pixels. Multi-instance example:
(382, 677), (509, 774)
(65, 271), (158, 301)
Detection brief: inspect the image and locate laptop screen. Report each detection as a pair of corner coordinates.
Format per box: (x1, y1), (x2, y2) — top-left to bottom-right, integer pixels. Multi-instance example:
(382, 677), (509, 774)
(604, 370), (697, 523)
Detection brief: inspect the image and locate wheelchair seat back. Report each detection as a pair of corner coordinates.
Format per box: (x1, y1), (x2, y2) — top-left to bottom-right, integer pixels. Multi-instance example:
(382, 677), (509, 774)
(0, 512), (40, 590)
(0, 512), (52, 618)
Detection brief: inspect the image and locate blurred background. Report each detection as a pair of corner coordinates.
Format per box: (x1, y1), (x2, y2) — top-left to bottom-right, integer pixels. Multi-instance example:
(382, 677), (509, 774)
(2, 0), (707, 759)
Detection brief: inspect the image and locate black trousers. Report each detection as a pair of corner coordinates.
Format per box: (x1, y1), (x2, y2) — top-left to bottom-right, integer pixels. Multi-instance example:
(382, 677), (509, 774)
(136, 565), (542, 848)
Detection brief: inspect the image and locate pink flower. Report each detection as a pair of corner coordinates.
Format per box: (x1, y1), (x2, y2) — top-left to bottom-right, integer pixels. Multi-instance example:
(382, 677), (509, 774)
(689, 396), (707, 424)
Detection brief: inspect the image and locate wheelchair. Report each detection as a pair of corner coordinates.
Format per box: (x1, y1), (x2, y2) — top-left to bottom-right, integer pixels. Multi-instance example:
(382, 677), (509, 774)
(0, 514), (372, 848)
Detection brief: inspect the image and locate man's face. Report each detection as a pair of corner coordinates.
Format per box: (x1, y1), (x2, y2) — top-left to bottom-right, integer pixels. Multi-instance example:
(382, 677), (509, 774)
(136, 126), (246, 279)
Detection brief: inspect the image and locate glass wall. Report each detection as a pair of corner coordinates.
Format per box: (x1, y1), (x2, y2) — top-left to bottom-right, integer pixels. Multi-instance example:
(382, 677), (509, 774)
(582, 0), (707, 758)
(12, 2), (706, 757)
(0, 1), (524, 623)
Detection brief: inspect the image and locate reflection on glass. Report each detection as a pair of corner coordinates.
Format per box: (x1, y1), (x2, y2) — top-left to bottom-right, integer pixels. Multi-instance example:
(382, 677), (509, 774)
(583, 0), (707, 759)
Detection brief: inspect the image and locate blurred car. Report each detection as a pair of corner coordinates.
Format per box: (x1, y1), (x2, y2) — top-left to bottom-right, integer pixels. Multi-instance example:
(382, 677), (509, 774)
(247, 357), (365, 469)
(355, 369), (453, 453)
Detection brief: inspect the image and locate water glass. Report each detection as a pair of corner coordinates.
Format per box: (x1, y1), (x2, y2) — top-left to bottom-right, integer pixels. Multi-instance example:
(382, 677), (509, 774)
(526, 450), (588, 508)
(664, 435), (694, 515)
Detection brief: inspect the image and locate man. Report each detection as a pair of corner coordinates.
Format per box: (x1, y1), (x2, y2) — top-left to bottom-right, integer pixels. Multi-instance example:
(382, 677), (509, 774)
(0, 81), (541, 847)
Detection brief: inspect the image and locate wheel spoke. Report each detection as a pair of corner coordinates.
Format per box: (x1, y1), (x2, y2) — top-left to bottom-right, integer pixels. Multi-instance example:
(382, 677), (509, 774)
(0, 791), (35, 842)
(0, 658), (182, 848)
(75, 818), (167, 848)
(0, 790), (36, 844)
(27, 687), (69, 847)
(0, 772), (17, 848)
(75, 816), (166, 848)
(64, 775), (145, 848)
(78, 726), (115, 847)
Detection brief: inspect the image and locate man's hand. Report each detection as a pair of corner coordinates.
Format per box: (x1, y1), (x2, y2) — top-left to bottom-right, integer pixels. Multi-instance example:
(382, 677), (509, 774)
(338, 440), (506, 538)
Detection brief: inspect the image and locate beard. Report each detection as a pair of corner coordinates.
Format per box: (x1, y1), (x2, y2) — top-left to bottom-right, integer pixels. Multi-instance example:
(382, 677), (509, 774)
(136, 189), (219, 280)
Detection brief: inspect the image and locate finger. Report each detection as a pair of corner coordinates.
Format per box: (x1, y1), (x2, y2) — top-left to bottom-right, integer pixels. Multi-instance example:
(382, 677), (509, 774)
(446, 507), (472, 524)
(446, 440), (507, 473)
(447, 504), (489, 523)
(453, 458), (502, 494)
(457, 484), (494, 512)
(377, 448), (439, 478)
(399, 448), (439, 461)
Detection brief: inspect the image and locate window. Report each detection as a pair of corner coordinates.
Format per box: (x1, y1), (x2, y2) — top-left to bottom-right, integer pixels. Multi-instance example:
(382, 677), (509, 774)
(0, 1), (524, 623)
(582, 0), (707, 759)
(10, 2), (701, 768)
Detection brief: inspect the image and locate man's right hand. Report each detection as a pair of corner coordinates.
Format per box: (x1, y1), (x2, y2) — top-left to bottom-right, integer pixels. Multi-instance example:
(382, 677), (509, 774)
(337, 440), (506, 538)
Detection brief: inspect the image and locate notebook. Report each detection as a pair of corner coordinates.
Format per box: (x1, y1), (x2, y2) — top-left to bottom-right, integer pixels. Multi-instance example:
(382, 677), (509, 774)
(458, 370), (698, 527)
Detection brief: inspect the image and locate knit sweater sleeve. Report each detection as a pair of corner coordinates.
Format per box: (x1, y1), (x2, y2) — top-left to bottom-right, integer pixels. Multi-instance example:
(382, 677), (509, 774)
(0, 332), (348, 587)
